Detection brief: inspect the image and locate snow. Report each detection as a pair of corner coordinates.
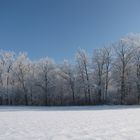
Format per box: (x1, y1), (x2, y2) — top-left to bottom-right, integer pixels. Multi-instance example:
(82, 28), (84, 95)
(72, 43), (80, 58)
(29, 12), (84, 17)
(0, 106), (140, 140)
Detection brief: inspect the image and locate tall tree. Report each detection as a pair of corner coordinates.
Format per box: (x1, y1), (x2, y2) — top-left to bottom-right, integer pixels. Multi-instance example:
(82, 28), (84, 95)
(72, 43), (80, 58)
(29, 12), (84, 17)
(13, 53), (30, 105)
(60, 60), (76, 104)
(35, 58), (55, 105)
(92, 48), (106, 103)
(76, 49), (91, 104)
(113, 40), (134, 104)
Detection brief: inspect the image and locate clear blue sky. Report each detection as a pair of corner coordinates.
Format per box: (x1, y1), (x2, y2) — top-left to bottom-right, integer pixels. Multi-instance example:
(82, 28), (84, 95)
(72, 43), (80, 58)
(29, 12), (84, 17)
(0, 0), (140, 62)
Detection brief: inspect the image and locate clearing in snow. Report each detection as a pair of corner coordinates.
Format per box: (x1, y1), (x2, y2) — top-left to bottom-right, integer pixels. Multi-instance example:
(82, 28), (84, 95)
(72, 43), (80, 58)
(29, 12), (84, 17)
(0, 106), (140, 140)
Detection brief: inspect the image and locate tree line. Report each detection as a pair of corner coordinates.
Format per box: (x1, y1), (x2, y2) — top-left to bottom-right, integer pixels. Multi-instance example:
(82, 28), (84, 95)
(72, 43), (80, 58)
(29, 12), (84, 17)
(0, 34), (140, 105)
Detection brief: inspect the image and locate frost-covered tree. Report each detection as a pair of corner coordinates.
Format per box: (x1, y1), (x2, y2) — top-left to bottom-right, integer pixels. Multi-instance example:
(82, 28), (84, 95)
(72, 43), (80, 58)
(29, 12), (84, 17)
(92, 47), (112, 103)
(59, 60), (76, 104)
(0, 34), (140, 105)
(35, 58), (55, 105)
(134, 48), (140, 103)
(12, 53), (31, 105)
(76, 49), (91, 104)
(0, 51), (16, 104)
(113, 39), (134, 104)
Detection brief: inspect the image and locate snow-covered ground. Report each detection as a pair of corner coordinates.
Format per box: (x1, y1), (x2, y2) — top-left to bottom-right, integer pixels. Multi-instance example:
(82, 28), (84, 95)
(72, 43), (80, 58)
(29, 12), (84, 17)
(0, 106), (140, 140)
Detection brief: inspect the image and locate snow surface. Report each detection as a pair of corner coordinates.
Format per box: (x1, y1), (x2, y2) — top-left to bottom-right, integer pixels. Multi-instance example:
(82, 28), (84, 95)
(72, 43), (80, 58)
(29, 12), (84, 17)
(0, 106), (140, 140)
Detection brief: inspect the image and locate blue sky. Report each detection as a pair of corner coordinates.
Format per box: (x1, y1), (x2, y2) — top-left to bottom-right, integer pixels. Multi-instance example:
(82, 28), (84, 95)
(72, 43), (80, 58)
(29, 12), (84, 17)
(0, 0), (140, 62)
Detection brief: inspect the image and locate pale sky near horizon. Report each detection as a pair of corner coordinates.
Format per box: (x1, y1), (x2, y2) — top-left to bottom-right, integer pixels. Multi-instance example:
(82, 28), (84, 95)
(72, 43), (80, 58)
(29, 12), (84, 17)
(0, 0), (140, 62)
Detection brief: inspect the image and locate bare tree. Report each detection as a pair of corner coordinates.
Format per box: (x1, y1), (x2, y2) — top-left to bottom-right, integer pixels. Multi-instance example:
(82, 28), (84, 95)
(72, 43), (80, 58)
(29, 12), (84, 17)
(113, 40), (134, 104)
(76, 49), (91, 104)
(35, 58), (55, 105)
(92, 48), (106, 103)
(0, 51), (15, 104)
(13, 53), (30, 105)
(59, 60), (76, 104)
(133, 47), (140, 103)
(103, 47), (112, 102)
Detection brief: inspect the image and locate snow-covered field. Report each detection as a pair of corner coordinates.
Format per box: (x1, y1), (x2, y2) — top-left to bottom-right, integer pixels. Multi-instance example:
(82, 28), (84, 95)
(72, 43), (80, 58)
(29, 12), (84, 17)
(0, 106), (140, 140)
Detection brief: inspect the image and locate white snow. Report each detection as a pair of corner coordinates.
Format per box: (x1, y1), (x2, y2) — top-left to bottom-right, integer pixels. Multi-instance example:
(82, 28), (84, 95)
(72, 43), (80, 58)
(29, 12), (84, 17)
(0, 106), (140, 140)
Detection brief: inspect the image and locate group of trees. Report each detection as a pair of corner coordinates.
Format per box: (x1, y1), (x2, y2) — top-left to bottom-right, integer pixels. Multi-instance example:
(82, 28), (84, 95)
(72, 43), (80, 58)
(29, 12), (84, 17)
(1, 34), (140, 105)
